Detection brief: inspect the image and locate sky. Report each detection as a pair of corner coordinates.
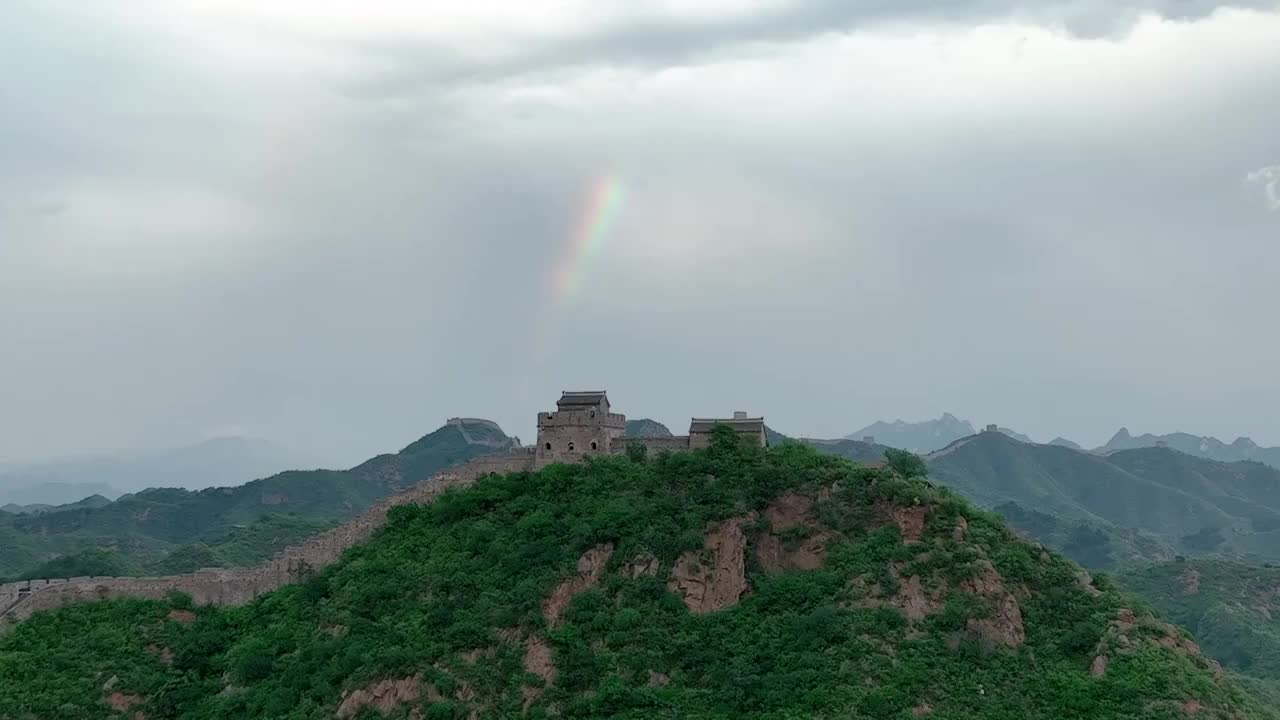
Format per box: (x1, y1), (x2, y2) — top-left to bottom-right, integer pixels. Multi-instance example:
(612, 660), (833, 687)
(1, 0), (1278, 468)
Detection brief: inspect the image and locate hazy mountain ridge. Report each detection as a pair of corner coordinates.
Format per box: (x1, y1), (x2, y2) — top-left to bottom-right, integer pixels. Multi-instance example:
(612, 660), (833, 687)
(925, 432), (1280, 567)
(844, 413), (1040, 453)
(0, 437), (326, 506)
(1101, 428), (1280, 470)
(1, 436), (1265, 719)
(0, 421), (511, 577)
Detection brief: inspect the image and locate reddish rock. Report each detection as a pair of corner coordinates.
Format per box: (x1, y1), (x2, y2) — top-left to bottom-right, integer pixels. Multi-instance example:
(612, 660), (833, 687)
(544, 544), (613, 628)
(670, 516), (752, 614)
(336, 676), (424, 719)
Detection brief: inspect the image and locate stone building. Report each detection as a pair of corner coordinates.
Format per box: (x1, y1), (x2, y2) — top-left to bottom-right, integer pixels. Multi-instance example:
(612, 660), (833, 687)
(535, 391), (627, 468)
(688, 411), (767, 449)
(533, 390), (767, 465)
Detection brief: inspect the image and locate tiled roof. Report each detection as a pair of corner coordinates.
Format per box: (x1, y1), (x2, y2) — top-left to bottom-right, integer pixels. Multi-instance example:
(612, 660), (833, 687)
(557, 391), (609, 408)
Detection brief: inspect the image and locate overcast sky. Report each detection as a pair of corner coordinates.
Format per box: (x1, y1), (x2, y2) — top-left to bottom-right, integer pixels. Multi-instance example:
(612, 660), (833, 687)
(2, 0), (1278, 467)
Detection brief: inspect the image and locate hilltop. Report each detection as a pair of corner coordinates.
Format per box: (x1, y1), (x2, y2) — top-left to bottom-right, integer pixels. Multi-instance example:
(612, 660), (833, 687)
(0, 432), (1265, 719)
(0, 420), (512, 578)
(926, 432), (1280, 568)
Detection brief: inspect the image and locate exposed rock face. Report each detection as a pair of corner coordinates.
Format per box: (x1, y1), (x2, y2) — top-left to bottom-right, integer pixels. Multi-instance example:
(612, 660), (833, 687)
(952, 516), (968, 542)
(961, 560), (1025, 648)
(893, 572), (940, 622)
(543, 543), (613, 628)
(105, 691), (141, 712)
(166, 609), (195, 624)
(1090, 655), (1109, 678)
(669, 516), (752, 614)
(625, 553), (660, 578)
(1181, 568), (1201, 595)
(876, 500), (929, 543)
(755, 492), (829, 574)
(1077, 571), (1103, 598)
(647, 671), (670, 687)
(522, 636), (557, 710)
(1096, 608), (1226, 682)
(336, 676), (424, 719)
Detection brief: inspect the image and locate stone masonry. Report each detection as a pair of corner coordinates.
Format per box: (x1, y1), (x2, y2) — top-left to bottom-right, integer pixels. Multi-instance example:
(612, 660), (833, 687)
(1, 391), (762, 627)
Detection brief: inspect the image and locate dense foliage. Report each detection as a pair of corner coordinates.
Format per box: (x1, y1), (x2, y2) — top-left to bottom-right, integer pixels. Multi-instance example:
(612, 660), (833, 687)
(0, 433), (1268, 719)
(0, 422), (506, 578)
(1119, 559), (1280, 694)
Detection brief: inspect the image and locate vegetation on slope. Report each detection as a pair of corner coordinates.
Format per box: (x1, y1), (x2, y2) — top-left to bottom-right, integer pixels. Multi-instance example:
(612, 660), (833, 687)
(926, 433), (1280, 567)
(1, 515), (337, 582)
(1118, 559), (1280, 692)
(0, 422), (509, 578)
(0, 431), (1264, 719)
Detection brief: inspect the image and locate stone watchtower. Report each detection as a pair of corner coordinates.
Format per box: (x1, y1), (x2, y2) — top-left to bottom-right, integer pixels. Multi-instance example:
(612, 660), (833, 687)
(535, 391), (626, 468)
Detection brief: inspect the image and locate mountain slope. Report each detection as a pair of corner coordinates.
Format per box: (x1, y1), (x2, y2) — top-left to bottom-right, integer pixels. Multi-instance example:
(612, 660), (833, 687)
(926, 433), (1280, 567)
(1118, 559), (1280, 699)
(0, 420), (512, 577)
(0, 434), (1267, 719)
(624, 418), (673, 437)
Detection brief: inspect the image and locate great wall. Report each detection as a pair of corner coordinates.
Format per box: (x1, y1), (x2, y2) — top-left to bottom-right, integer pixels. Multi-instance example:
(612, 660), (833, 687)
(1, 391), (766, 628)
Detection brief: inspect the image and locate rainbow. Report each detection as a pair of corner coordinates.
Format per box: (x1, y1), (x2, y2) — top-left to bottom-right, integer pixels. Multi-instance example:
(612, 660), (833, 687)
(550, 174), (626, 307)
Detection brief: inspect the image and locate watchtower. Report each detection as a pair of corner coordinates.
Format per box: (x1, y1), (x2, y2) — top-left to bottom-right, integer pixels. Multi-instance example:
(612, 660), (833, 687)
(535, 391), (626, 467)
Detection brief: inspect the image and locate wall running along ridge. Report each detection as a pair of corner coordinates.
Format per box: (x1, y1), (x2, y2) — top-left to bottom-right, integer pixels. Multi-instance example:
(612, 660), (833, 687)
(0, 449), (539, 626)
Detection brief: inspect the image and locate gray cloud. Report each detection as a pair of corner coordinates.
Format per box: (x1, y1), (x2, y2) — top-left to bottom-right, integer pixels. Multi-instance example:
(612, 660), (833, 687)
(1248, 165), (1280, 210)
(1, 2), (1279, 472)
(352, 1), (1280, 96)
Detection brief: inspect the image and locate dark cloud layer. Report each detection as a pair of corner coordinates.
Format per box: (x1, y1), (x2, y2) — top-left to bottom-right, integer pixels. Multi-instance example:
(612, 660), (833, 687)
(1, 1), (1278, 473)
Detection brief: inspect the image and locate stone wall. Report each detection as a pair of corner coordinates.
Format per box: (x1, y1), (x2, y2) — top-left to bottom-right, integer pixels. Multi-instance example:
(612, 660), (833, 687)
(0, 449), (539, 627)
(535, 409), (626, 467)
(609, 436), (692, 455)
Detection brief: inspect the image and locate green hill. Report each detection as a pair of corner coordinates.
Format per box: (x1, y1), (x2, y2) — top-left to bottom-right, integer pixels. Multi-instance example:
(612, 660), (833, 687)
(0, 420), (512, 578)
(926, 433), (1280, 568)
(0, 432), (1265, 719)
(1118, 559), (1280, 698)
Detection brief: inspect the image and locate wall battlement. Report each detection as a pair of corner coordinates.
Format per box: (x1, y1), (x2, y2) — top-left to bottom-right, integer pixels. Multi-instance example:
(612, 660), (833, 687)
(1, 390), (760, 628)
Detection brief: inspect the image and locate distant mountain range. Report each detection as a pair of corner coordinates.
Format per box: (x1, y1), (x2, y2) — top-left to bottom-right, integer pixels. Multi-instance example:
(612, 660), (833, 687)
(845, 413), (1032, 453)
(0, 421), (511, 577)
(0, 437), (324, 506)
(1100, 428), (1280, 469)
(924, 431), (1280, 568)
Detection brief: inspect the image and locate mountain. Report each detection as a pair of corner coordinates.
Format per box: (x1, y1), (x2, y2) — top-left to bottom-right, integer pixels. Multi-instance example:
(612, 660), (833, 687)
(1101, 429), (1280, 471)
(0, 420), (513, 577)
(844, 412), (975, 452)
(926, 432), (1280, 568)
(1050, 437), (1084, 450)
(1, 434), (1267, 719)
(0, 436), (323, 505)
(0, 494), (112, 516)
(624, 418), (672, 437)
(0, 482), (121, 507)
(1118, 559), (1280, 702)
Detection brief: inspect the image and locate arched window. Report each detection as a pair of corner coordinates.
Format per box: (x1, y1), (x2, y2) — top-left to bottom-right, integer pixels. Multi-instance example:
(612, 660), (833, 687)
(568, 442), (575, 452)
(589, 410), (596, 418)
(544, 442), (551, 450)
(590, 441), (598, 450)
